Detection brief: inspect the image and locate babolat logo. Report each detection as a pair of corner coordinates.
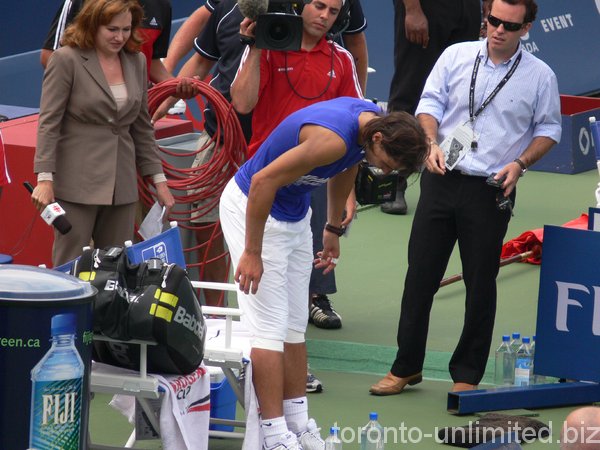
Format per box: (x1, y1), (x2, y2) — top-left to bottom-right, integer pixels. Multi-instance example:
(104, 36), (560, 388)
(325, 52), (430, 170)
(174, 306), (205, 338)
(104, 279), (129, 301)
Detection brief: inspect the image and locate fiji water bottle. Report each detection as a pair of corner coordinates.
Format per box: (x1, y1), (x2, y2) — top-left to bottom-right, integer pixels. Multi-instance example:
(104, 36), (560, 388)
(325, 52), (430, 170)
(325, 426), (343, 450)
(494, 335), (515, 386)
(509, 332), (521, 353)
(29, 314), (84, 450)
(514, 336), (533, 387)
(360, 412), (384, 450)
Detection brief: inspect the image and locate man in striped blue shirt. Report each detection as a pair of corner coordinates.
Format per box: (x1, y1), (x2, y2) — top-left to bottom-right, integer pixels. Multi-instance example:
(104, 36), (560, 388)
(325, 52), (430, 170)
(370, 0), (561, 396)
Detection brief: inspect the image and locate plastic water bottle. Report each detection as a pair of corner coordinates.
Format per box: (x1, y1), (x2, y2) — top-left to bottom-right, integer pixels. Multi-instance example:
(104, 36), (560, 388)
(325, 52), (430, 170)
(360, 412), (385, 450)
(509, 332), (521, 353)
(514, 336), (533, 386)
(325, 426), (343, 450)
(494, 335), (515, 386)
(530, 335), (546, 384)
(29, 313), (84, 450)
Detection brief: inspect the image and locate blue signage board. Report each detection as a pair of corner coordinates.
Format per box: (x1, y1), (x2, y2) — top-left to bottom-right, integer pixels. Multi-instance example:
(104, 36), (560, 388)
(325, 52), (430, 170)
(522, 0), (600, 96)
(535, 225), (600, 382)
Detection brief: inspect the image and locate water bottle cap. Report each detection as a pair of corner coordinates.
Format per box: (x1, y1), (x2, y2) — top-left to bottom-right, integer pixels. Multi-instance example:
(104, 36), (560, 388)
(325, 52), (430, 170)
(512, 332), (520, 339)
(369, 412), (378, 420)
(330, 426), (339, 434)
(522, 336), (530, 343)
(533, 335), (536, 341)
(51, 313), (77, 336)
(502, 335), (510, 341)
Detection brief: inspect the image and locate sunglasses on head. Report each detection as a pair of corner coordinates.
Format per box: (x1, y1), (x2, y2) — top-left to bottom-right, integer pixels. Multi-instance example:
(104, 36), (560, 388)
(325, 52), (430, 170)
(487, 14), (524, 32)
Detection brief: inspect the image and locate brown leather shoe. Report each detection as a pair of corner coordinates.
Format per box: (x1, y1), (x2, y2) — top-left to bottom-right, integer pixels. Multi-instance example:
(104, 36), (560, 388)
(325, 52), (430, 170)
(451, 382), (478, 392)
(369, 372), (423, 396)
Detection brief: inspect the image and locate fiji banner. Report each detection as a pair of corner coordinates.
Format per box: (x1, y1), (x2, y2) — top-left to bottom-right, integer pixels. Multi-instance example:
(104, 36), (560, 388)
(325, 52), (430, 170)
(535, 225), (600, 382)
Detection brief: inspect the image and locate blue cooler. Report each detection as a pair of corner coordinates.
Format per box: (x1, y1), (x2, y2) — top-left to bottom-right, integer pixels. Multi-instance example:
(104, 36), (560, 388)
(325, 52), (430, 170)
(0, 265), (95, 450)
(208, 366), (237, 432)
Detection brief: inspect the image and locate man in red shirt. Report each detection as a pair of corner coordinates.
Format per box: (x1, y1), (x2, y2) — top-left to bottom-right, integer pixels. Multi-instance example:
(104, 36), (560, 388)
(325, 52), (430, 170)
(231, 1), (362, 158)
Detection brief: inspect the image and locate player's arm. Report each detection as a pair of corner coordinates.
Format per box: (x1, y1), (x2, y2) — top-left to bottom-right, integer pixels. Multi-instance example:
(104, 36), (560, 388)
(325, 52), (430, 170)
(236, 126), (346, 294)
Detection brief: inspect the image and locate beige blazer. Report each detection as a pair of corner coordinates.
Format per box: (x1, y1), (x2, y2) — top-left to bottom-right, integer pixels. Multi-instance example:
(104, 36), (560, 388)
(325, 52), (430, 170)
(35, 46), (163, 205)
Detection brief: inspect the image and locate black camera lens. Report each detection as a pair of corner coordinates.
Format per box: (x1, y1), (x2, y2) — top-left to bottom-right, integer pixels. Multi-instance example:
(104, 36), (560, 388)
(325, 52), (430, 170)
(256, 13), (303, 51)
(268, 21), (289, 42)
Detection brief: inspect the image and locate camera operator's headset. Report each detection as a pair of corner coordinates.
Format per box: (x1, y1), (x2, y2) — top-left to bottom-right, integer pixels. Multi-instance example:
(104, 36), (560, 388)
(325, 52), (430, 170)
(292, 0), (352, 37)
(328, 0), (352, 38)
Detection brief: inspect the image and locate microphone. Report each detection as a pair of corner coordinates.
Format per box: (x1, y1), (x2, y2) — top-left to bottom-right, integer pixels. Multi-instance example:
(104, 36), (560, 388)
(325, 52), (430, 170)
(237, 0), (268, 20)
(24, 181), (72, 235)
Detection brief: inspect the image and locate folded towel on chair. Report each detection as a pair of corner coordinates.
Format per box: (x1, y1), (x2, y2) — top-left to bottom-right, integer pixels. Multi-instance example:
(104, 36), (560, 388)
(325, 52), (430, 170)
(96, 362), (211, 450)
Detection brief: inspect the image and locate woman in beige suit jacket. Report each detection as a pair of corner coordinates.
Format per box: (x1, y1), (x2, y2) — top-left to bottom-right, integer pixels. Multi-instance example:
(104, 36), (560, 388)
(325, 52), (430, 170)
(31, 0), (174, 266)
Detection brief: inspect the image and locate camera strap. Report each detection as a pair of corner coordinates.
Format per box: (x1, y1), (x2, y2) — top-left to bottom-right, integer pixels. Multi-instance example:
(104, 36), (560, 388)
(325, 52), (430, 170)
(468, 50), (522, 149)
(284, 41), (335, 100)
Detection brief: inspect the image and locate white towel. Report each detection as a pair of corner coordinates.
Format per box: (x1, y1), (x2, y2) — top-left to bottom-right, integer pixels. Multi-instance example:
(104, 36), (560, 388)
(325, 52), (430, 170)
(154, 367), (211, 450)
(97, 362), (210, 450)
(242, 361), (263, 450)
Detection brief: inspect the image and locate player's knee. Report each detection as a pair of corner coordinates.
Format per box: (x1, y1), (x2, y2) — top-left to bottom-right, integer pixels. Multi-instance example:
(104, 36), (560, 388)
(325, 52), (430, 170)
(284, 329), (305, 344)
(252, 337), (284, 352)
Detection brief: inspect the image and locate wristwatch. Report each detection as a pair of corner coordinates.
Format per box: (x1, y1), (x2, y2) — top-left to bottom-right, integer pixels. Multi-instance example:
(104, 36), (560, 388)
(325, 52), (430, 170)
(325, 223), (346, 237)
(513, 158), (527, 176)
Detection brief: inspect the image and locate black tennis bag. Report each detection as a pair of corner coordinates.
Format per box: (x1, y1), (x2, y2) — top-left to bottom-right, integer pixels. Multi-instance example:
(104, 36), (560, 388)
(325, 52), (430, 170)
(73, 248), (206, 374)
(73, 247), (135, 338)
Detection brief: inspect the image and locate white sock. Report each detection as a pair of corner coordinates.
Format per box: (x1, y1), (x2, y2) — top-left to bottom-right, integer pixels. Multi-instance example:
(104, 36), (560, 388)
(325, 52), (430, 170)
(283, 396), (309, 434)
(262, 416), (291, 448)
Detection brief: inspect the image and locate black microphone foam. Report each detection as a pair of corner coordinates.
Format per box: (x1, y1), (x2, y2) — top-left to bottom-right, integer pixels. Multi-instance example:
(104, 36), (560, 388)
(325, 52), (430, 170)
(237, 0), (268, 20)
(52, 214), (72, 235)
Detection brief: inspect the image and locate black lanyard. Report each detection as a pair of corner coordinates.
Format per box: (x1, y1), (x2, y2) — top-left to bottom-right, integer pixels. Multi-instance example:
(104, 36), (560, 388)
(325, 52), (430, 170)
(468, 50), (522, 149)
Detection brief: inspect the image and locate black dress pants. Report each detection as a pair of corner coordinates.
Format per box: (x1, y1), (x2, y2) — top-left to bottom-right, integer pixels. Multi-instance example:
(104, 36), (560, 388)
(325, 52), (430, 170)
(388, 0), (481, 114)
(391, 170), (514, 384)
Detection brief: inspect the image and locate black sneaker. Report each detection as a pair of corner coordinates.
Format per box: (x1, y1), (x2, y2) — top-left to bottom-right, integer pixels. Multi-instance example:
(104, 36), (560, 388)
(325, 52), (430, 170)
(306, 371), (323, 393)
(309, 295), (342, 329)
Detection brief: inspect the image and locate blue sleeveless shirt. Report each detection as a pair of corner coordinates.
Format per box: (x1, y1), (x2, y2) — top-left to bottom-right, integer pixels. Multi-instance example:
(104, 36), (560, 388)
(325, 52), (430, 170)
(234, 97), (381, 222)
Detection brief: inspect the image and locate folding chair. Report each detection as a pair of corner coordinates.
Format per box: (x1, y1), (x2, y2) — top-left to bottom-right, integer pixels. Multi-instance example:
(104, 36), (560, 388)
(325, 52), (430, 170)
(125, 221), (186, 268)
(88, 221), (248, 448)
(53, 257), (79, 273)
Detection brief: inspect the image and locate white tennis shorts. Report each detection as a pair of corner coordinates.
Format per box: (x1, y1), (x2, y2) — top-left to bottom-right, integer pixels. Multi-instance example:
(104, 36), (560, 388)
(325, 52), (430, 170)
(220, 179), (313, 342)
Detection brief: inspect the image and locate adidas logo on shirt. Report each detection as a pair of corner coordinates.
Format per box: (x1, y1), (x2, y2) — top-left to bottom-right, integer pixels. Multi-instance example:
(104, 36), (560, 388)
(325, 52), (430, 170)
(149, 17), (158, 27)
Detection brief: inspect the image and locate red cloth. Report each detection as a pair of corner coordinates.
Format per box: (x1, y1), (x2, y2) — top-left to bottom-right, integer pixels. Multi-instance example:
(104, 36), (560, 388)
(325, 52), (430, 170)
(501, 214), (589, 265)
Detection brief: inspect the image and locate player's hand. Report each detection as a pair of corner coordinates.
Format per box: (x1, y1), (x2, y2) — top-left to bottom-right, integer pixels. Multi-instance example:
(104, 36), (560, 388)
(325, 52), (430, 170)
(235, 250), (263, 295)
(314, 250), (340, 275)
